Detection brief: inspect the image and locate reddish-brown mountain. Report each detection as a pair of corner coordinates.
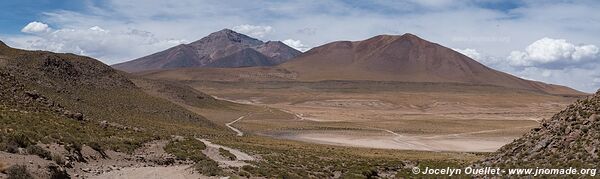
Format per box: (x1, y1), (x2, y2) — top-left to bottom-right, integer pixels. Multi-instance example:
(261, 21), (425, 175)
(279, 33), (584, 96)
(112, 29), (301, 72)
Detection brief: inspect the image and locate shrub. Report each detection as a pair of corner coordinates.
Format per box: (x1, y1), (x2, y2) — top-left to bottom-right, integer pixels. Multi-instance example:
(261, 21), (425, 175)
(1, 132), (33, 153)
(6, 165), (33, 179)
(48, 164), (70, 179)
(52, 154), (66, 166)
(194, 159), (222, 176)
(238, 171), (251, 178)
(164, 137), (221, 175)
(7, 132), (32, 148)
(219, 148), (237, 160)
(26, 145), (51, 160)
(65, 142), (85, 162)
(88, 142), (108, 159)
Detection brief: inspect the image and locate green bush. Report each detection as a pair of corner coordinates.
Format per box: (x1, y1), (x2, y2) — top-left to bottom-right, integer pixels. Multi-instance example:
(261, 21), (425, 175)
(26, 145), (51, 160)
(52, 154), (66, 166)
(88, 142), (108, 159)
(6, 165), (33, 179)
(194, 159), (222, 176)
(48, 164), (70, 179)
(219, 148), (237, 160)
(164, 137), (222, 175)
(1, 132), (33, 153)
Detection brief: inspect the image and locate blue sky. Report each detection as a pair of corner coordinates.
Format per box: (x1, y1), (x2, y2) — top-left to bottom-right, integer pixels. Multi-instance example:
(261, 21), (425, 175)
(0, 0), (88, 34)
(0, 0), (599, 92)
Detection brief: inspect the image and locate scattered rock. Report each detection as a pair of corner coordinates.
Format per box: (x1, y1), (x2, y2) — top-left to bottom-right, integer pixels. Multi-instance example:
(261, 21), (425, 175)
(481, 90), (600, 168)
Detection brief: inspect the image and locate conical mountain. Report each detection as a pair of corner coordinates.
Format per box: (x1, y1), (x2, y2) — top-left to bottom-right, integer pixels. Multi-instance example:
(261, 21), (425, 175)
(112, 29), (301, 72)
(280, 33), (583, 96)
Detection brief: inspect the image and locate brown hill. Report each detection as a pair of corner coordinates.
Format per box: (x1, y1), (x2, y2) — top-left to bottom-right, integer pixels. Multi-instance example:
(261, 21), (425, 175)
(112, 29), (301, 72)
(0, 41), (224, 155)
(279, 34), (583, 96)
(481, 89), (600, 168)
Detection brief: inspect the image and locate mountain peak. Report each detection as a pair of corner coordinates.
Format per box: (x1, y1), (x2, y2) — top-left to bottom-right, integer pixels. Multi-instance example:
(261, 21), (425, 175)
(113, 29), (301, 72)
(358, 33), (429, 48)
(213, 28), (240, 36)
(281, 33), (583, 96)
(191, 28), (263, 46)
(0, 40), (7, 48)
(400, 33), (419, 38)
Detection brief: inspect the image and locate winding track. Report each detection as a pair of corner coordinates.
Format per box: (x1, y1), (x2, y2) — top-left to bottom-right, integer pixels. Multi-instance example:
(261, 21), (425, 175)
(226, 115), (246, 136)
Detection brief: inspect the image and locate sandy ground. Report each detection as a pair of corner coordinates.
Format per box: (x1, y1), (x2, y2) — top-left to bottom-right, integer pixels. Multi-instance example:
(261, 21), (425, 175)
(284, 133), (511, 152)
(0, 140), (203, 178)
(269, 104), (543, 152)
(213, 96), (551, 152)
(89, 165), (204, 179)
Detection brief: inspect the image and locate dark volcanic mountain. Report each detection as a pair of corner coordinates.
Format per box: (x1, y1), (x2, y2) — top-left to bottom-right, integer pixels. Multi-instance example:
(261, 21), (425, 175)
(481, 89), (600, 168)
(280, 33), (584, 96)
(112, 29), (301, 72)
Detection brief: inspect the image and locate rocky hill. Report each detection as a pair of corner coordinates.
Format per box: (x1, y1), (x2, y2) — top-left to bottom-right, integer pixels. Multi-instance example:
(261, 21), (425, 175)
(481, 90), (600, 167)
(112, 29), (301, 72)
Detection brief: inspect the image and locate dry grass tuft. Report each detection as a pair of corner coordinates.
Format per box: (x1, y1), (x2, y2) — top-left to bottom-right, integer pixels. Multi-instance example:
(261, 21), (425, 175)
(0, 160), (7, 173)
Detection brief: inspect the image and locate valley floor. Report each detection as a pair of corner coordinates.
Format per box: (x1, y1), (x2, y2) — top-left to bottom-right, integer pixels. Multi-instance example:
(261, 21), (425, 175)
(188, 81), (576, 153)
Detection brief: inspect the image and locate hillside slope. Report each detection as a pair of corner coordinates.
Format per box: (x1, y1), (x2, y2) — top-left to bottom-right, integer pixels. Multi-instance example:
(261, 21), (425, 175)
(0, 41), (224, 154)
(112, 29), (301, 72)
(481, 89), (600, 167)
(280, 34), (582, 96)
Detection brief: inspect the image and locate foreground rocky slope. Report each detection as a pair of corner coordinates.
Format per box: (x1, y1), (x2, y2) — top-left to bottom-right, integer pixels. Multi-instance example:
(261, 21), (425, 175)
(113, 29), (301, 72)
(482, 90), (600, 167)
(0, 41), (229, 177)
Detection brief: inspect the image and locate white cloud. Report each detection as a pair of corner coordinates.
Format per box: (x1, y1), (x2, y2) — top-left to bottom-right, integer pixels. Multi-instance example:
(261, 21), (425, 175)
(9, 23), (186, 64)
(232, 25), (273, 39)
(507, 38), (599, 67)
(21, 21), (52, 34)
(514, 66), (600, 93)
(453, 48), (481, 60)
(282, 39), (310, 52)
(452, 48), (503, 66)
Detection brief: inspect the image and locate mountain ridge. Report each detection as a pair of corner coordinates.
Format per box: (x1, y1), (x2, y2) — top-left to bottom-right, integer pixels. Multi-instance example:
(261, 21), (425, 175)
(112, 29), (301, 72)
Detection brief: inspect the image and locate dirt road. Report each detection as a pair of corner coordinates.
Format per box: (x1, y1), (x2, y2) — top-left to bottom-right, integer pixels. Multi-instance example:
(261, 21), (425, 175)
(197, 138), (255, 168)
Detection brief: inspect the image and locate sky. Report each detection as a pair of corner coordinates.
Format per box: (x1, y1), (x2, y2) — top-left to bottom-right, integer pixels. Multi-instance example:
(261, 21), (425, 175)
(0, 0), (599, 92)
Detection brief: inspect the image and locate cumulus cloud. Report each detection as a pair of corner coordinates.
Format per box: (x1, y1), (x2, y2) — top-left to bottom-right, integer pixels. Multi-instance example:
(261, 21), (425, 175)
(514, 66), (600, 93)
(452, 43), (600, 93)
(21, 21), (52, 34)
(507, 38), (599, 68)
(232, 25), (272, 39)
(282, 39), (310, 52)
(10, 23), (186, 64)
(452, 48), (503, 66)
(453, 48), (481, 60)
